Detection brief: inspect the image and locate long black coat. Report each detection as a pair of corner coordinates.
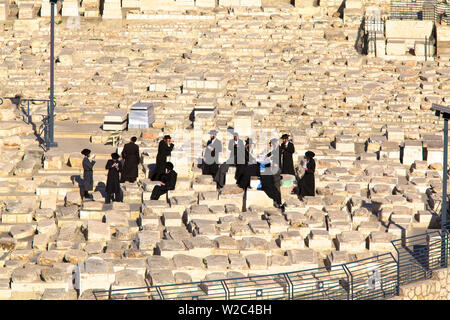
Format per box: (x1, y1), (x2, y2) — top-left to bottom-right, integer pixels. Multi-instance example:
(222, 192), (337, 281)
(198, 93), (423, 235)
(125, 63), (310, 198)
(299, 159), (315, 197)
(105, 159), (122, 194)
(281, 141), (295, 175)
(151, 140), (174, 181)
(162, 169), (177, 191)
(150, 170), (178, 200)
(121, 142), (140, 181)
(82, 157), (95, 192)
(203, 138), (222, 176)
(235, 147), (256, 187)
(228, 138), (245, 165)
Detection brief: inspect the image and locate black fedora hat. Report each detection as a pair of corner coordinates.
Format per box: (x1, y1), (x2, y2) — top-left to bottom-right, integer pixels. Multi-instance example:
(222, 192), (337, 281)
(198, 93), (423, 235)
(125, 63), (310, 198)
(166, 162), (174, 170)
(111, 152), (120, 160)
(81, 149), (91, 156)
(164, 135), (172, 140)
(305, 151), (315, 158)
(281, 134), (289, 139)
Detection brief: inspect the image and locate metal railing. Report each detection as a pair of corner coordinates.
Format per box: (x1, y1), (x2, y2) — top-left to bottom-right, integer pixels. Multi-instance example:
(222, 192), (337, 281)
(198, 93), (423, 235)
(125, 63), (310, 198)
(392, 230), (446, 286)
(389, 0), (450, 24)
(92, 230), (450, 300)
(0, 96), (55, 151)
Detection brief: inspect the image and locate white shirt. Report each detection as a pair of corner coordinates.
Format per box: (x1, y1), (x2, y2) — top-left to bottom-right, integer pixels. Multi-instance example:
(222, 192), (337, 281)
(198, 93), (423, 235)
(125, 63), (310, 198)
(208, 138), (216, 150)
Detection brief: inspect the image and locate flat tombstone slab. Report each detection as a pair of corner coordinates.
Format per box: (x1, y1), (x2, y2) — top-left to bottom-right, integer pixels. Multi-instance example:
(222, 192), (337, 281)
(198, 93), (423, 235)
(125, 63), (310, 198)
(214, 236), (238, 250)
(204, 255), (229, 270)
(228, 254), (247, 270)
(385, 20), (433, 39)
(10, 225), (35, 239)
(113, 269), (146, 287)
(386, 40), (406, 56)
(174, 272), (192, 284)
(172, 254), (204, 270)
(146, 256), (173, 270)
(294, 0), (315, 7)
(103, 110), (128, 131)
(245, 254), (267, 270)
(246, 190), (273, 208)
(147, 270), (174, 286)
(87, 221), (111, 242)
(336, 231), (366, 253)
(286, 249), (318, 268)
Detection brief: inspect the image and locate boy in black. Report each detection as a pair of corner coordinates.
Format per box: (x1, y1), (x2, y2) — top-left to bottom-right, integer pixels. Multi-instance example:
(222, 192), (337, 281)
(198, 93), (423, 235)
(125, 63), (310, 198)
(105, 153), (123, 203)
(151, 162), (177, 200)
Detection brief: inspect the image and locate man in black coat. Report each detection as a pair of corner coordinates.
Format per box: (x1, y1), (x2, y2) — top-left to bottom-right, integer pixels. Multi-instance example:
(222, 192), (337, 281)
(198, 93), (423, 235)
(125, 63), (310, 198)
(280, 134), (295, 175)
(266, 138), (282, 194)
(202, 129), (222, 177)
(151, 135), (174, 181)
(260, 138), (285, 212)
(120, 136), (140, 183)
(299, 151), (316, 199)
(227, 132), (245, 166)
(105, 153), (123, 204)
(81, 148), (95, 199)
(235, 138), (257, 188)
(151, 162), (177, 200)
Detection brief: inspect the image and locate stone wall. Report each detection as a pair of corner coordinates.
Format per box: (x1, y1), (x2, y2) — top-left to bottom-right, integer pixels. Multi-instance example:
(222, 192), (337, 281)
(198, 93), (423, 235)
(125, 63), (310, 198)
(390, 267), (450, 300)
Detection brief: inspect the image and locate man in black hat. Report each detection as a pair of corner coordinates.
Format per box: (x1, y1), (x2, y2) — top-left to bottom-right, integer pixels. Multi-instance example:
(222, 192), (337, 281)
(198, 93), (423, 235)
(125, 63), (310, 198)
(105, 153), (123, 204)
(121, 136), (140, 183)
(227, 132), (245, 167)
(280, 134), (295, 175)
(235, 137), (257, 188)
(151, 135), (174, 181)
(150, 162), (177, 200)
(260, 139), (285, 212)
(267, 138), (282, 194)
(81, 148), (95, 199)
(202, 130), (222, 177)
(298, 151), (316, 199)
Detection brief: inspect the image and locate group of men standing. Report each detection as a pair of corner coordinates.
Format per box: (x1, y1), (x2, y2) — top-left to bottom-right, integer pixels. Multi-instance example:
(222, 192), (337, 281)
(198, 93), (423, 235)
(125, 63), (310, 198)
(198, 130), (316, 212)
(81, 136), (143, 203)
(81, 130), (315, 210)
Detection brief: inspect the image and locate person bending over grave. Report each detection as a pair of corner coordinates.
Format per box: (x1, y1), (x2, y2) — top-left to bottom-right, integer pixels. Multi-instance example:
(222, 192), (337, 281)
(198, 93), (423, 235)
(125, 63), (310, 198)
(105, 153), (123, 204)
(202, 129), (222, 177)
(298, 151), (316, 199)
(81, 148), (95, 200)
(280, 134), (295, 175)
(121, 136), (140, 183)
(259, 138), (285, 212)
(150, 162), (177, 200)
(151, 135), (174, 181)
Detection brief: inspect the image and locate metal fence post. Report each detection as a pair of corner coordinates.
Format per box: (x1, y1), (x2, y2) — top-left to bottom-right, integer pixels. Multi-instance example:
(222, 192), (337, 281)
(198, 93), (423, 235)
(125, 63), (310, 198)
(442, 118), (448, 267)
(27, 100), (30, 124)
(221, 280), (230, 300)
(374, 29), (377, 57)
(283, 273), (293, 300)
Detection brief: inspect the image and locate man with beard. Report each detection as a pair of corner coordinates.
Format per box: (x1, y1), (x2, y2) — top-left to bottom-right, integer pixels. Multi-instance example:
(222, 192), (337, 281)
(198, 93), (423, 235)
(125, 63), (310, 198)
(151, 135), (174, 181)
(280, 134), (295, 175)
(202, 129), (222, 177)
